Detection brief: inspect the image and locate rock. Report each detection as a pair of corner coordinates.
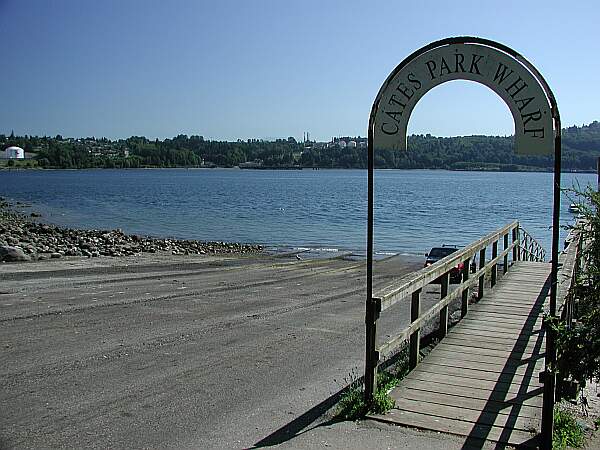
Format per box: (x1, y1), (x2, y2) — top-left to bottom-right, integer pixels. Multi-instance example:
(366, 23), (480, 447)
(30, 212), (42, 217)
(1, 203), (262, 263)
(1, 246), (31, 262)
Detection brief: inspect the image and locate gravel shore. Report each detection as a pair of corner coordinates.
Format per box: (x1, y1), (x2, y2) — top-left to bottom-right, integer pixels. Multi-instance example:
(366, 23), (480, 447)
(0, 197), (262, 262)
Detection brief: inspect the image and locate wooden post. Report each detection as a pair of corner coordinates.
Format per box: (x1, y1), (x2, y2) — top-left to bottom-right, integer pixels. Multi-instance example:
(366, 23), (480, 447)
(478, 247), (486, 299)
(503, 233), (509, 274)
(364, 297), (380, 406)
(461, 257), (470, 317)
(512, 227), (519, 262)
(409, 289), (421, 370)
(439, 273), (449, 339)
(491, 240), (498, 287)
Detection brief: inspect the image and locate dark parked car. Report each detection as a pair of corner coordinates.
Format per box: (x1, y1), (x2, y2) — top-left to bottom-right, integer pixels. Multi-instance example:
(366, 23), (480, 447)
(424, 246), (464, 283)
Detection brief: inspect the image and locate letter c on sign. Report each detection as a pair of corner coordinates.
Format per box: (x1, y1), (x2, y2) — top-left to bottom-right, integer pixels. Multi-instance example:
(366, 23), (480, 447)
(381, 122), (399, 135)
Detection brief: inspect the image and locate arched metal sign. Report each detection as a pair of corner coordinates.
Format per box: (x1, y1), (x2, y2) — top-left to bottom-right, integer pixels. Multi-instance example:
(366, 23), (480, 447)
(373, 43), (553, 155)
(365, 36), (561, 446)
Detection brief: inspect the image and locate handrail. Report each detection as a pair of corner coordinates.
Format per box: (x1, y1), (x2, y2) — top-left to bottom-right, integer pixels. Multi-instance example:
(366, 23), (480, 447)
(519, 226), (546, 261)
(556, 220), (587, 320)
(375, 221), (518, 312)
(364, 221), (547, 403)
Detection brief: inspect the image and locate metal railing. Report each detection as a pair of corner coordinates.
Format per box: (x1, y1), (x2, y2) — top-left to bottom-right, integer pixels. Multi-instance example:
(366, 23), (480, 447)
(520, 227), (547, 262)
(364, 221), (546, 404)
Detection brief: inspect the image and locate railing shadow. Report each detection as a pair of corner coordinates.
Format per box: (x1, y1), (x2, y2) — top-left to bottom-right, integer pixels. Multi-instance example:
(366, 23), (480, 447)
(250, 349), (409, 448)
(461, 269), (550, 449)
(249, 386), (345, 448)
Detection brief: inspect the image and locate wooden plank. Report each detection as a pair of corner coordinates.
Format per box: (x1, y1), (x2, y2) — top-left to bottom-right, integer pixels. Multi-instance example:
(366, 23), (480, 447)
(460, 315), (543, 328)
(458, 314), (543, 328)
(431, 349), (544, 369)
(396, 380), (543, 408)
(447, 335), (544, 350)
(477, 297), (546, 306)
(369, 409), (539, 447)
(469, 303), (542, 314)
(404, 370), (542, 394)
(456, 320), (543, 333)
(450, 325), (543, 339)
(474, 300), (544, 309)
(495, 280), (548, 286)
(435, 342), (539, 359)
(466, 310), (544, 321)
(466, 308), (541, 319)
(451, 324), (544, 339)
(484, 284), (548, 293)
(417, 362), (535, 383)
(389, 396), (540, 432)
(421, 354), (544, 376)
(389, 386), (542, 418)
(448, 326), (543, 341)
(459, 315), (543, 328)
(443, 333), (543, 351)
(475, 296), (546, 306)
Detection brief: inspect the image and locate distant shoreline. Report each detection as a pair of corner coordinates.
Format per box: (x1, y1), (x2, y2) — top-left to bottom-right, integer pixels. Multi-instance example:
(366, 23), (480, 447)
(0, 165), (595, 174)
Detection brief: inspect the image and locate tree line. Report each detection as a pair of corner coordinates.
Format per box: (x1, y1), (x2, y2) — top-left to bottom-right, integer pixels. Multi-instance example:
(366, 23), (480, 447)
(2, 121), (600, 171)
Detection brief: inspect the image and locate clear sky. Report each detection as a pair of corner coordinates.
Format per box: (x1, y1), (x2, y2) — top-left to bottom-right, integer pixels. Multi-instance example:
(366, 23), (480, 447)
(1, 0), (598, 141)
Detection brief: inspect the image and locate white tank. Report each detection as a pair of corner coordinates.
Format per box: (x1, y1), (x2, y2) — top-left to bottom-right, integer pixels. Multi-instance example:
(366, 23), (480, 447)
(5, 146), (25, 159)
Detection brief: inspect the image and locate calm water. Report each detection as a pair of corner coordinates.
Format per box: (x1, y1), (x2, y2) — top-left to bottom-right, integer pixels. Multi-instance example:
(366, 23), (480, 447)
(0, 169), (595, 257)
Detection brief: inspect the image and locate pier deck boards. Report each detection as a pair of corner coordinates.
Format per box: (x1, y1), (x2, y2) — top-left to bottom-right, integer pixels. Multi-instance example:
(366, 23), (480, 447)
(369, 261), (551, 448)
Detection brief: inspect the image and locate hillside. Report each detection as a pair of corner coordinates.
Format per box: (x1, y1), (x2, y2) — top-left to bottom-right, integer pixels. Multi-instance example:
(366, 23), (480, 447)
(2, 121), (599, 171)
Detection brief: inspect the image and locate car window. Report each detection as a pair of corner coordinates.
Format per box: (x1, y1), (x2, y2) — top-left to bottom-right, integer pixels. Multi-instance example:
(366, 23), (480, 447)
(428, 247), (457, 258)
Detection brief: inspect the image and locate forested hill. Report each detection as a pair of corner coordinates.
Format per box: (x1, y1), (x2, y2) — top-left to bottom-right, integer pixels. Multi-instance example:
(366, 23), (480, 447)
(3, 121), (600, 171)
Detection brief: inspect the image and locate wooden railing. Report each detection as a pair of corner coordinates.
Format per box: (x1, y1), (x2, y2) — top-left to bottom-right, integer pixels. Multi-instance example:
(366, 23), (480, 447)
(364, 221), (547, 404)
(538, 220), (588, 432)
(556, 223), (585, 321)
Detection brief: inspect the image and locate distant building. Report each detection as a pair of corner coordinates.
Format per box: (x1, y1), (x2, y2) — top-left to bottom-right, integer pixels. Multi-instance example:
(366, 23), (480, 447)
(337, 140), (347, 148)
(238, 160), (263, 169)
(347, 141), (357, 148)
(5, 146), (25, 159)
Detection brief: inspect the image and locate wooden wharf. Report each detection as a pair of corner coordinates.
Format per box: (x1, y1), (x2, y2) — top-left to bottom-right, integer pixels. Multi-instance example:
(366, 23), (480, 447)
(362, 221), (583, 448)
(370, 261), (550, 448)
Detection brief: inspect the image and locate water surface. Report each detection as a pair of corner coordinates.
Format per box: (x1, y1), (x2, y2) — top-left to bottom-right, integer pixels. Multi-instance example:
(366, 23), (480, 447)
(0, 169), (595, 256)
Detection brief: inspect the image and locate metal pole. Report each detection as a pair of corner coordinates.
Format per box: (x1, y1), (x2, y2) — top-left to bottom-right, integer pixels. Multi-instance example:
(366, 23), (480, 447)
(597, 156), (599, 192)
(364, 123), (376, 406)
(541, 118), (561, 450)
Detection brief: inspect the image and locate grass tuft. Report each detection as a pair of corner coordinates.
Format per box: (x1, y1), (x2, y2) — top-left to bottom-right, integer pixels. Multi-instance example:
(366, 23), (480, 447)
(553, 407), (585, 450)
(336, 350), (408, 420)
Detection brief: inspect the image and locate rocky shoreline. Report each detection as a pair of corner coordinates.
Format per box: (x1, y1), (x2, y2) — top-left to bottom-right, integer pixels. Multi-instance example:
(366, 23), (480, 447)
(0, 197), (262, 262)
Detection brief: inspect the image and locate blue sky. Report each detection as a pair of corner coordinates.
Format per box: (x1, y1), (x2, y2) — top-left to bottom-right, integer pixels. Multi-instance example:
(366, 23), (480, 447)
(1, 0), (598, 141)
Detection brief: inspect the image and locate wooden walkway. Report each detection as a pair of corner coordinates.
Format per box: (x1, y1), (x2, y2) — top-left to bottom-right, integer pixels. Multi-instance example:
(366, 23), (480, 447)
(370, 261), (551, 448)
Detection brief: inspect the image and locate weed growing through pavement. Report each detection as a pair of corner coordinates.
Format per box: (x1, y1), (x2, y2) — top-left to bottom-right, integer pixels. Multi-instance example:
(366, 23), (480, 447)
(335, 348), (409, 420)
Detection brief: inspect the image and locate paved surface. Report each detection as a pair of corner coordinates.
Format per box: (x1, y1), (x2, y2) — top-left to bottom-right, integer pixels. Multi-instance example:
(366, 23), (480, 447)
(370, 261), (551, 448)
(0, 252), (454, 449)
